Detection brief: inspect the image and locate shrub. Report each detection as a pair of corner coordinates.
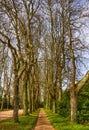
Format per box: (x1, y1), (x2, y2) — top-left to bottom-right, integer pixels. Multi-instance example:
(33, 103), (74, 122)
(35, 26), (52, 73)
(77, 82), (89, 124)
(57, 89), (70, 117)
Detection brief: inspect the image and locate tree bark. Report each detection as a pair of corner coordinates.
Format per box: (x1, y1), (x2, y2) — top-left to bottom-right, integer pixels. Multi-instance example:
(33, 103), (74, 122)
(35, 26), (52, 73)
(23, 71), (28, 115)
(52, 99), (56, 113)
(68, 1), (77, 122)
(70, 85), (77, 122)
(13, 70), (19, 122)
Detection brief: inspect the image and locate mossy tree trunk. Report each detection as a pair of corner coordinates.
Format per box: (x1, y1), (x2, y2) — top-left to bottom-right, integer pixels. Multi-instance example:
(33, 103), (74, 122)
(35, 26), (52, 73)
(23, 70), (29, 115)
(68, 1), (77, 122)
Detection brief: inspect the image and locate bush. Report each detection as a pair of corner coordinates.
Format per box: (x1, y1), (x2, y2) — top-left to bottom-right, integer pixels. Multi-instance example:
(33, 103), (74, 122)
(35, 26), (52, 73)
(57, 89), (70, 117)
(77, 82), (89, 124)
(56, 83), (89, 124)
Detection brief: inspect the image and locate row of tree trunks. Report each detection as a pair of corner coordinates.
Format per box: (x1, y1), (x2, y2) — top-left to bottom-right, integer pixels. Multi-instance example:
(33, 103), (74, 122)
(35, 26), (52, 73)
(0, 0), (41, 122)
(0, 0), (88, 124)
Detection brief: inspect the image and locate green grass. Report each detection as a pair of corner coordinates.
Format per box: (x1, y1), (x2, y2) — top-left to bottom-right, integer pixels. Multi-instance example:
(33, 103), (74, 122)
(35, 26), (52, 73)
(45, 110), (89, 130)
(0, 110), (39, 130)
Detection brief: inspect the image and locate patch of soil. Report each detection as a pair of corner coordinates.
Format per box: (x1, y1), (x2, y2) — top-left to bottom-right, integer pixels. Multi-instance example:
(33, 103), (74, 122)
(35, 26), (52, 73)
(0, 110), (23, 121)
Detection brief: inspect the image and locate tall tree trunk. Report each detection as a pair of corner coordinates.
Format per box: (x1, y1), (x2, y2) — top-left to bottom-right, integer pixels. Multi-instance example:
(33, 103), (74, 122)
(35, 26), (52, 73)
(7, 93), (10, 109)
(13, 70), (19, 122)
(57, 68), (62, 102)
(31, 85), (34, 112)
(52, 99), (56, 113)
(45, 89), (49, 109)
(23, 71), (28, 115)
(70, 85), (77, 122)
(68, 1), (77, 122)
(28, 79), (31, 113)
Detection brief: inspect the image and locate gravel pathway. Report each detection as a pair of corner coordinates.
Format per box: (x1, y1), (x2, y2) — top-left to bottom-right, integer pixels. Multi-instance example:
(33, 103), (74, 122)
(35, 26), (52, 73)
(34, 109), (55, 130)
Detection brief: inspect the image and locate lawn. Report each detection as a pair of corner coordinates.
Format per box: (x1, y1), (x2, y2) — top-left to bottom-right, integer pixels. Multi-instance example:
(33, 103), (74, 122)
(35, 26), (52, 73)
(46, 110), (89, 130)
(0, 110), (39, 130)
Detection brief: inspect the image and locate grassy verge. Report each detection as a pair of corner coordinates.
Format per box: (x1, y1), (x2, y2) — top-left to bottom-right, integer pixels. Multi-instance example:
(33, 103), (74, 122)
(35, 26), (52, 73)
(46, 110), (89, 130)
(0, 110), (39, 130)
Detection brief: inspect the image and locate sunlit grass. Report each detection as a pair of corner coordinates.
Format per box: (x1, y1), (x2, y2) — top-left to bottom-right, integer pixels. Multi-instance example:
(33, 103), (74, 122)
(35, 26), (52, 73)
(0, 110), (39, 130)
(46, 110), (89, 130)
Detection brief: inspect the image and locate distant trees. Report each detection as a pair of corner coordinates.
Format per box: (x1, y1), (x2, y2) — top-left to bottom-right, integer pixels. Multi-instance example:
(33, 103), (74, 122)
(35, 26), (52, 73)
(0, 44), (11, 110)
(0, 0), (42, 122)
(41, 0), (89, 122)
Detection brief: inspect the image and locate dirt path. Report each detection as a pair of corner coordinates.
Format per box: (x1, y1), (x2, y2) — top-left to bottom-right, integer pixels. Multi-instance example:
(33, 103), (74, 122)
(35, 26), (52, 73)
(34, 109), (55, 130)
(0, 110), (23, 121)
